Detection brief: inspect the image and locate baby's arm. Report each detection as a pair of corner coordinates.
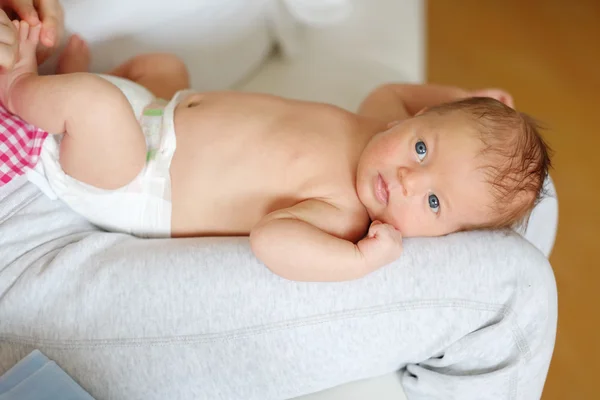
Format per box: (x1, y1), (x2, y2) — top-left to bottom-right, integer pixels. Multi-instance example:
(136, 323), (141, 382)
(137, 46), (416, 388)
(358, 83), (470, 121)
(358, 83), (514, 123)
(250, 200), (403, 282)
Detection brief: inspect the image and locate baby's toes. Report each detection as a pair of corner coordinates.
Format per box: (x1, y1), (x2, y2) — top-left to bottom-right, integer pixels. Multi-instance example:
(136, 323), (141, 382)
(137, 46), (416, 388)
(18, 21), (29, 42)
(27, 23), (41, 44)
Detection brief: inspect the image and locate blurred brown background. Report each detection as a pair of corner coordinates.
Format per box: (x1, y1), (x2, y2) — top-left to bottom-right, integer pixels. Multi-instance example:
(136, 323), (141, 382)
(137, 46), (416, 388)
(427, 1), (600, 398)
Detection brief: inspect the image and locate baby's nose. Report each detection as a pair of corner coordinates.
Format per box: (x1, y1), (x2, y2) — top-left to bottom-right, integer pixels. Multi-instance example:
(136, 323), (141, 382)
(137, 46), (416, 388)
(398, 167), (429, 197)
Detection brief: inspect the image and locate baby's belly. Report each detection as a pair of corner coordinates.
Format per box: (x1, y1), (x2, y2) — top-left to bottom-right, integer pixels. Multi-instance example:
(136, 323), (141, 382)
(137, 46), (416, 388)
(165, 91), (355, 237)
(168, 141), (306, 237)
(169, 175), (302, 237)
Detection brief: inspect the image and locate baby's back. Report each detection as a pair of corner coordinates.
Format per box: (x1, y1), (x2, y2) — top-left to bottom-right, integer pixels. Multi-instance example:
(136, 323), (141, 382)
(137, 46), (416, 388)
(169, 91), (375, 237)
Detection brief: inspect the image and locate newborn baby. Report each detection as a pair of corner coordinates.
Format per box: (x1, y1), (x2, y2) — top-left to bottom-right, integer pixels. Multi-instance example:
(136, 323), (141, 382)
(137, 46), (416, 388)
(0, 22), (551, 281)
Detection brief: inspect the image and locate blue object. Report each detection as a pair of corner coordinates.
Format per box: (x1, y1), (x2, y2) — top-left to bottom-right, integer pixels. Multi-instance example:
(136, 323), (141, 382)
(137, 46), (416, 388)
(0, 350), (94, 400)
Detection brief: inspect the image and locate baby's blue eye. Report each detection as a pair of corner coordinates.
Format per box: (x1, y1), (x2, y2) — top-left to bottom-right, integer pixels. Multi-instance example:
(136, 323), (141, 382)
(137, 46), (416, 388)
(415, 140), (427, 161)
(428, 194), (440, 213)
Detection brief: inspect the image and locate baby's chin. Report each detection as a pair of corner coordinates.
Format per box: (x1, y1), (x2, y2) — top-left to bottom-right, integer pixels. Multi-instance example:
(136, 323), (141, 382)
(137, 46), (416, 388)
(401, 226), (456, 238)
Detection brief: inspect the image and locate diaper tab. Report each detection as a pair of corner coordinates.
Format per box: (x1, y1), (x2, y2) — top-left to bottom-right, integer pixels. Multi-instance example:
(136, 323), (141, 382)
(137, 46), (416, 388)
(140, 100), (168, 162)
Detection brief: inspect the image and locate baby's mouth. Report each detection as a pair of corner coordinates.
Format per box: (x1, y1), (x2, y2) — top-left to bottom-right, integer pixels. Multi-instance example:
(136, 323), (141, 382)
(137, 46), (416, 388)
(375, 174), (389, 205)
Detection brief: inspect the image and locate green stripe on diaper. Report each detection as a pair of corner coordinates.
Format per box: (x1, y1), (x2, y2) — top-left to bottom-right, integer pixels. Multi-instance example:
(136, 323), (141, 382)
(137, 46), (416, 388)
(144, 108), (164, 117)
(146, 149), (157, 161)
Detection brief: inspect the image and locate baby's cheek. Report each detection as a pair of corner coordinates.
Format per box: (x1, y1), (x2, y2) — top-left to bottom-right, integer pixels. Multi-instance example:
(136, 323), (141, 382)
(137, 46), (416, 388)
(386, 205), (413, 235)
(377, 138), (402, 160)
(389, 205), (438, 237)
(368, 134), (400, 161)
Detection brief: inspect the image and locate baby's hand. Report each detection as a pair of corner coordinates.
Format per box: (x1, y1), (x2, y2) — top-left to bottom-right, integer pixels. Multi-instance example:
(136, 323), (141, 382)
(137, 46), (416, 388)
(0, 9), (18, 71)
(357, 220), (403, 270)
(469, 88), (514, 108)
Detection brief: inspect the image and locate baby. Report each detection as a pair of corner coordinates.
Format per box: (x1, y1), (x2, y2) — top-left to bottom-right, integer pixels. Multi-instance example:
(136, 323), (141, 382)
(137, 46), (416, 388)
(1, 22), (551, 281)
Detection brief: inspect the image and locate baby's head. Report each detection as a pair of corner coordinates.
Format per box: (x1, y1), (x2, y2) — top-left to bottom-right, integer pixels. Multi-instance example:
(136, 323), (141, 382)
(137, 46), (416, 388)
(356, 97), (551, 237)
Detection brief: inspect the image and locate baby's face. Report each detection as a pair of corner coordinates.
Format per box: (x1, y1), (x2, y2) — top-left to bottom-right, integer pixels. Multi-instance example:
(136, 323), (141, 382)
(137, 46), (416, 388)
(356, 111), (495, 237)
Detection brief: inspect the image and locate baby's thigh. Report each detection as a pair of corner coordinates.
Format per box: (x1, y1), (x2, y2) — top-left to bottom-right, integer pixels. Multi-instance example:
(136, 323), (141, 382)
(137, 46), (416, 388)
(58, 75), (147, 190)
(95, 74), (156, 117)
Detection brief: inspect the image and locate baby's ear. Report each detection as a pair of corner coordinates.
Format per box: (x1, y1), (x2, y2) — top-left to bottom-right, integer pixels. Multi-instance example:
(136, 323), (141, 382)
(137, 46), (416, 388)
(471, 88), (515, 108)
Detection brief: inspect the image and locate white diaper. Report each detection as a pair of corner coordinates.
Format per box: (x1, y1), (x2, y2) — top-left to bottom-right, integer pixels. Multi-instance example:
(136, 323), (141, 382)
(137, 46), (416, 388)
(26, 75), (192, 238)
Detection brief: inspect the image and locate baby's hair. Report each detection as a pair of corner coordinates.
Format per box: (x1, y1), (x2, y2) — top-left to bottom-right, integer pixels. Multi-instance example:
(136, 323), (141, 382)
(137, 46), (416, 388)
(427, 97), (552, 230)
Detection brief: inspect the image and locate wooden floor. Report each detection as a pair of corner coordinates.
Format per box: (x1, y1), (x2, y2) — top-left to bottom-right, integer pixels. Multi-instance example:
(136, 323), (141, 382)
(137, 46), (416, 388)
(427, 1), (600, 398)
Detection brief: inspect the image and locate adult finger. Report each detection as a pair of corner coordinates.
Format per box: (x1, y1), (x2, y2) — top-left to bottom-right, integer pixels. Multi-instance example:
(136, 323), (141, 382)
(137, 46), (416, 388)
(6, 0), (40, 25)
(35, 0), (63, 47)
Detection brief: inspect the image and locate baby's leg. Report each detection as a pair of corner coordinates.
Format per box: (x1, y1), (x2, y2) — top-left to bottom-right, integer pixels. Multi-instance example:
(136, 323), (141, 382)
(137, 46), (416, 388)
(55, 35), (189, 99)
(108, 53), (190, 99)
(1, 22), (145, 190)
(56, 35), (91, 74)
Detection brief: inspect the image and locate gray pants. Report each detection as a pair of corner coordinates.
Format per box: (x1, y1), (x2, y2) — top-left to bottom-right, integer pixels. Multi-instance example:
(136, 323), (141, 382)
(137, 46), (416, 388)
(0, 177), (557, 399)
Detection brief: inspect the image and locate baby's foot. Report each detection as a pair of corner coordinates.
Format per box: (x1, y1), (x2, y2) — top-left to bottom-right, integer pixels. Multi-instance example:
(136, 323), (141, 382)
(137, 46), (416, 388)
(0, 21), (40, 113)
(56, 35), (90, 74)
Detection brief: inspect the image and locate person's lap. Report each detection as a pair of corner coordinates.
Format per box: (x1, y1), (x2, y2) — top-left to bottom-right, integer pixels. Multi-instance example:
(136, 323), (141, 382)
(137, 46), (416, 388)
(0, 175), (556, 400)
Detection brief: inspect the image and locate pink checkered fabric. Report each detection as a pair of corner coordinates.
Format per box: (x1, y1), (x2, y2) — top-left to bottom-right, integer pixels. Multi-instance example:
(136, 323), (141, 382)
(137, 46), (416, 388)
(0, 105), (48, 186)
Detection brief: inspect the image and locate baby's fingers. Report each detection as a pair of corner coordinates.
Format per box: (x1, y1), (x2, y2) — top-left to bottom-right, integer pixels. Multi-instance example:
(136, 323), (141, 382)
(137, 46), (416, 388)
(387, 225), (403, 245)
(367, 220), (384, 237)
(471, 88), (514, 108)
(375, 223), (402, 244)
